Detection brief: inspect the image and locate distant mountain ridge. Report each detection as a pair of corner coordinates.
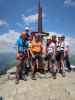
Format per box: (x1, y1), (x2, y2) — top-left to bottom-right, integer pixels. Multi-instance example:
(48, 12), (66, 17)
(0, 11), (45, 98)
(0, 52), (16, 74)
(0, 51), (75, 75)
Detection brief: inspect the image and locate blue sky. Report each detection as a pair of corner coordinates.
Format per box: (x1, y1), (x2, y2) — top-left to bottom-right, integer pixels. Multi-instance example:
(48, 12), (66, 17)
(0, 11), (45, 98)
(0, 0), (75, 37)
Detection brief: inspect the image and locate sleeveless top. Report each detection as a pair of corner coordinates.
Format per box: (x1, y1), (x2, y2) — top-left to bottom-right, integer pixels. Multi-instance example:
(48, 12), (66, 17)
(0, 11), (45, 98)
(47, 42), (55, 54)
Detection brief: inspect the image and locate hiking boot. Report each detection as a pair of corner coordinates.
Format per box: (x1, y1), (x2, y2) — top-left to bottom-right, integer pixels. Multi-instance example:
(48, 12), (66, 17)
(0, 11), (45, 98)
(62, 72), (66, 77)
(59, 69), (62, 74)
(23, 76), (27, 81)
(68, 68), (71, 72)
(59, 69), (66, 77)
(15, 79), (19, 84)
(31, 75), (36, 80)
(52, 72), (56, 79)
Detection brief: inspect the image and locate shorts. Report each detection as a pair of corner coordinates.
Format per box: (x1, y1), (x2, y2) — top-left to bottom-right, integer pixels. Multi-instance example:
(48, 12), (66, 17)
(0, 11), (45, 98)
(16, 60), (21, 65)
(47, 53), (56, 64)
(16, 59), (24, 66)
(56, 51), (61, 62)
(32, 53), (42, 63)
(47, 53), (52, 59)
(16, 53), (27, 65)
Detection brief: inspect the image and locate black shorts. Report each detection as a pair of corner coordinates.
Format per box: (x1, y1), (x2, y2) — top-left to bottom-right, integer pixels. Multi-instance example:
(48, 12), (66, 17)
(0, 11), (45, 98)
(56, 51), (64, 61)
(47, 53), (56, 64)
(56, 51), (61, 61)
(47, 53), (52, 59)
(32, 53), (42, 63)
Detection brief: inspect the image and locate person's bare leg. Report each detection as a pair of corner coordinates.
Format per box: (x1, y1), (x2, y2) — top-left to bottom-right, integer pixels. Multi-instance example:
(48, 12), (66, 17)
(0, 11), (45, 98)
(58, 61), (61, 72)
(60, 59), (65, 77)
(31, 62), (37, 80)
(16, 64), (21, 84)
(53, 63), (57, 79)
(48, 61), (50, 72)
(48, 60), (52, 72)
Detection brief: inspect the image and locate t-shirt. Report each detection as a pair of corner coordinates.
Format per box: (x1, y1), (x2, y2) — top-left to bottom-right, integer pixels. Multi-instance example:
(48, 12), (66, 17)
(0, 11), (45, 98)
(16, 36), (29, 53)
(30, 41), (42, 53)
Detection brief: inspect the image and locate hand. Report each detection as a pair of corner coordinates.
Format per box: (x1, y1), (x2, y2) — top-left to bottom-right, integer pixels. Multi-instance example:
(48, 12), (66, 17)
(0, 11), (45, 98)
(16, 53), (20, 60)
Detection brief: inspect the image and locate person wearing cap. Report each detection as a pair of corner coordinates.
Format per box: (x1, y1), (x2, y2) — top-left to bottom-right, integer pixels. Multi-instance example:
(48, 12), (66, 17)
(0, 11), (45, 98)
(25, 27), (31, 41)
(46, 36), (52, 47)
(46, 35), (57, 79)
(25, 27), (32, 70)
(52, 35), (57, 43)
(46, 36), (52, 71)
(56, 36), (61, 72)
(51, 35), (57, 79)
(16, 32), (30, 84)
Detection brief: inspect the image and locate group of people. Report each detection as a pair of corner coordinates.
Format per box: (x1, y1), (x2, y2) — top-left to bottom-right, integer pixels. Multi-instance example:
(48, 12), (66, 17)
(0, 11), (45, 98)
(46, 35), (71, 78)
(16, 27), (71, 84)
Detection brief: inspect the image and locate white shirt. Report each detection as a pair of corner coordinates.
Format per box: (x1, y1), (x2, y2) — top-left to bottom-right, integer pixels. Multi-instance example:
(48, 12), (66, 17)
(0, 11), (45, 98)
(47, 42), (56, 54)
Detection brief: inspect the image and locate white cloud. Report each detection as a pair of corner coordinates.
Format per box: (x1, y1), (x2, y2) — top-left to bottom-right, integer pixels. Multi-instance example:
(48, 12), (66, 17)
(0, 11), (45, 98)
(49, 32), (63, 37)
(0, 19), (8, 27)
(21, 13), (44, 25)
(0, 30), (20, 52)
(64, 0), (75, 7)
(22, 13), (38, 24)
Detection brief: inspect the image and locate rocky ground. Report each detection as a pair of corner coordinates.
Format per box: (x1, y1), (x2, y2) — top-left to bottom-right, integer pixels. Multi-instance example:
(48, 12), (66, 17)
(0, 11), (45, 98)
(0, 70), (75, 100)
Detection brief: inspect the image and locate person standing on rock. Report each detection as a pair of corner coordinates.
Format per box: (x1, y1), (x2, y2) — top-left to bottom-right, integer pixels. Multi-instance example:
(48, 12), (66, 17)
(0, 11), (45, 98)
(46, 36), (53, 72)
(56, 36), (61, 72)
(29, 34), (43, 80)
(16, 32), (30, 84)
(59, 35), (66, 77)
(50, 35), (57, 79)
(25, 27), (32, 72)
(46, 35), (57, 79)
